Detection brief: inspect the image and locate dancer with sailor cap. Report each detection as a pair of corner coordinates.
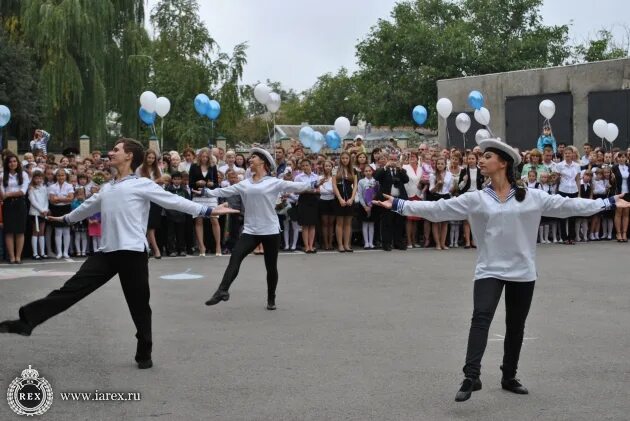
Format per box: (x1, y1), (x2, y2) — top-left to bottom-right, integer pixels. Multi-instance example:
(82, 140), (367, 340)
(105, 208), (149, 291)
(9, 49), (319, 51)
(373, 137), (630, 402)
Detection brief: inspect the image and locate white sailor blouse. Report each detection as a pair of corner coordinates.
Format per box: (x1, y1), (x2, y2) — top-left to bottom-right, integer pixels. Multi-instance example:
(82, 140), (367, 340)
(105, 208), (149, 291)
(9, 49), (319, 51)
(392, 186), (616, 282)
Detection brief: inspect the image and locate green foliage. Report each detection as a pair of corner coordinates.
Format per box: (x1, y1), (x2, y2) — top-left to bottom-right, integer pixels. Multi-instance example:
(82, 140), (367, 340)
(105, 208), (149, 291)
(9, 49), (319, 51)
(352, 0), (570, 127)
(574, 30), (628, 63)
(149, 0), (248, 150)
(0, 29), (41, 142)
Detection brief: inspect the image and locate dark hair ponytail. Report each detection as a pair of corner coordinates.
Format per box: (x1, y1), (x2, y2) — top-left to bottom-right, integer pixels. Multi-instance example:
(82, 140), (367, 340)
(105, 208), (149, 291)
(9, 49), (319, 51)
(506, 164), (527, 202)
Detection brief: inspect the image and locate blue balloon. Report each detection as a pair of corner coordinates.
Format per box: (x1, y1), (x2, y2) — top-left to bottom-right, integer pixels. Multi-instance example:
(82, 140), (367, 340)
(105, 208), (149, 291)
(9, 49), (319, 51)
(206, 100), (221, 120)
(139, 107), (156, 125)
(325, 130), (341, 149)
(0, 105), (10, 127)
(194, 93), (210, 116)
(412, 105), (428, 125)
(468, 90), (484, 110)
(299, 126), (314, 148)
(311, 131), (325, 153)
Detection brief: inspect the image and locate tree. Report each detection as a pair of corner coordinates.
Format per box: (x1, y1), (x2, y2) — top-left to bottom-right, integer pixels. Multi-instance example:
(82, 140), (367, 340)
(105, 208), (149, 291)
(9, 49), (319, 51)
(15, 0), (148, 149)
(0, 29), (40, 144)
(149, 0), (248, 150)
(298, 68), (361, 125)
(352, 0), (570, 127)
(574, 29), (629, 63)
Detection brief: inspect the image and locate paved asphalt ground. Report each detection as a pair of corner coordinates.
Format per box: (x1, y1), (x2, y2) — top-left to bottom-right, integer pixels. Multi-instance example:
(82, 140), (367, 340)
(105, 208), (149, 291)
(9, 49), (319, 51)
(1, 243), (629, 421)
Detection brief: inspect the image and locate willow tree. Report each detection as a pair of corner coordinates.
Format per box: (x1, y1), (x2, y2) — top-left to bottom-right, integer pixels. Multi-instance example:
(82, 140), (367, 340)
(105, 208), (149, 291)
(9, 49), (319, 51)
(150, 0), (248, 150)
(19, 0), (147, 149)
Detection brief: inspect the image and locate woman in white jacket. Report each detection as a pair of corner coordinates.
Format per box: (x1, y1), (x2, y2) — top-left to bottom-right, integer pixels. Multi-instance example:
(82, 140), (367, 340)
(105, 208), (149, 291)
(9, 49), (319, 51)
(28, 169), (49, 259)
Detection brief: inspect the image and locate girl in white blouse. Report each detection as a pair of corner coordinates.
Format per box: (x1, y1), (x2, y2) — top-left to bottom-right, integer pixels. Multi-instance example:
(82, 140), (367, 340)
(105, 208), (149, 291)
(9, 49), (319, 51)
(402, 152), (423, 248)
(373, 138), (629, 402)
(612, 152), (630, 241)
(317, 160), (336, 251)
(554, 148), (581, 244)
(28, 169), (49, 259)
(429, 157), (454, 250)
(48, 169), (74, 259)
(0, 154), (30, 263)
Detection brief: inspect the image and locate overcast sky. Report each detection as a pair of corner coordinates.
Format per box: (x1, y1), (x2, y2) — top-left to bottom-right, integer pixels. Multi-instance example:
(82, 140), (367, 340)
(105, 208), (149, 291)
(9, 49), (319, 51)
(146, 0), (629, 92)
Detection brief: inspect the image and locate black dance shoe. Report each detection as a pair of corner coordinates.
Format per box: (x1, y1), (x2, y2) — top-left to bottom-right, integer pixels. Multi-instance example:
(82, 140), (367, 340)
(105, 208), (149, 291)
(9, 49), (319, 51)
(205, 290), (230, 306)
(136, 359), (153, 369)
(266, 297), (276, 310)
(0, 319), (33, 336)
(501, 377), (528, 394)
(454, 377), (482, 402)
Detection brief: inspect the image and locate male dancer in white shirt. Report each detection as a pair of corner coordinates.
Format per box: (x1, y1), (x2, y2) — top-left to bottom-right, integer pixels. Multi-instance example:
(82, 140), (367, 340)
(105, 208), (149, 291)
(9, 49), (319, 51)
(0, 138), (238, 369)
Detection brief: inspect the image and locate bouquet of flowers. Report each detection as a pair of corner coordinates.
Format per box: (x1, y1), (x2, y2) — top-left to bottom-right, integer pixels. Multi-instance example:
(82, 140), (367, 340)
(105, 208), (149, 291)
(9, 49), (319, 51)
(92, 172), (105, 185)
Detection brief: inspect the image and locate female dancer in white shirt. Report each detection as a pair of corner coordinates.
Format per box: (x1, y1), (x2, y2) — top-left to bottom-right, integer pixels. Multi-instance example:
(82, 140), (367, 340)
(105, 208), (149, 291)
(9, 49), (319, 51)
(374, 138), (629, 402)
(203, 148), (311, 310)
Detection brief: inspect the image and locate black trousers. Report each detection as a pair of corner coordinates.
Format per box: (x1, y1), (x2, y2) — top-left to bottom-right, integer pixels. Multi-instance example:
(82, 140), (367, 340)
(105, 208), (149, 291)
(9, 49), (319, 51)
(19, 251), (152, 361)
(218, 233), (280, 300)
(381, 209), (406, 248)
(463, 278), (535, 379)
(167, 219), (186, 253)
(558, 191), (578, 241)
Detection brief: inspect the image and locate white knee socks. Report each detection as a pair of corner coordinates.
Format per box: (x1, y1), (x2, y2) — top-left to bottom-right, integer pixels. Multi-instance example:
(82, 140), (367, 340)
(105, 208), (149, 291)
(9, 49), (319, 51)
(56, 227), (71, 258)
(92, 236), (101, 252)
(31, 236), (39, 257)
(38, 236), (46, 257)
(362, 222), (374, 247)
(74, 232), (87, 255)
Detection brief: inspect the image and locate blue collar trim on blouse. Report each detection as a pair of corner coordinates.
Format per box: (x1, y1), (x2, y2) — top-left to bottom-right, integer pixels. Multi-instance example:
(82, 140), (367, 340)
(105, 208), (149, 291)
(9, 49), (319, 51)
(483, 185), (516, 203)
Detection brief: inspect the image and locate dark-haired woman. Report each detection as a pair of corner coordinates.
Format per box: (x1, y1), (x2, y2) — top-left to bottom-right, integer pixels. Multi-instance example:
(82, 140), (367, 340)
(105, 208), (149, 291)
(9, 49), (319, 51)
(136, 149), (163, 258)
(204, 148), (311, 310)
(0, 154), (30, 263)
(374, 138), (629, 402)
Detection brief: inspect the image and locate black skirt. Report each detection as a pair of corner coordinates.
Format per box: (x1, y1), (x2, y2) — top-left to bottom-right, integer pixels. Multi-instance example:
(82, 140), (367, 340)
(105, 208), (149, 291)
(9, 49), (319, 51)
(50, 204), (71, 227)
(318, 199), (335, 216)
(147, 202), (162, 230)
(297, 194), (319, 226)
(334, 179), (355, 217)
(3, 197), (27, 234)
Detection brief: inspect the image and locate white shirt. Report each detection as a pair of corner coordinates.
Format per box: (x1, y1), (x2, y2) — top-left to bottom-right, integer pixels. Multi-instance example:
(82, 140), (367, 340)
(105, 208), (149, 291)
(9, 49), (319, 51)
(294, 172), (319, 198)
(402, 164), (422, 198)
(47, 182), (74, 206)
(0, 171), (30, 195)
(394, 187), (613, 282)
(65, 176), (209, 252)
(459, 167), (479, 193)
(592, 178), (608, 195)
(204, 176), (310, 235)
(29, 185), (49, 216)
(429, 172), (453, 195)
(555, 161), (581, 194)
(318, 176), (335, 201)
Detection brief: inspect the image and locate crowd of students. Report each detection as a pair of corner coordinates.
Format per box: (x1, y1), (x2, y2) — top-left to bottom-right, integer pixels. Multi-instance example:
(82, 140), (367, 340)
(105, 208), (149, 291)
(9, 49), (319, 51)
(1, 132), (630, 264)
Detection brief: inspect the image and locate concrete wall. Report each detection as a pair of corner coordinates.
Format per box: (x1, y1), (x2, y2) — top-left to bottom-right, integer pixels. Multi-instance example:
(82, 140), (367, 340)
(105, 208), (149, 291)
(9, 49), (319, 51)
(437, 58), (630, 147)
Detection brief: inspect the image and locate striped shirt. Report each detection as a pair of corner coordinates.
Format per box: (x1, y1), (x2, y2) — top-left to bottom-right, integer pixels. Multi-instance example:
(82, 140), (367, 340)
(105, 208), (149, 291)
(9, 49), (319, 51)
(30, 130), (50, 155)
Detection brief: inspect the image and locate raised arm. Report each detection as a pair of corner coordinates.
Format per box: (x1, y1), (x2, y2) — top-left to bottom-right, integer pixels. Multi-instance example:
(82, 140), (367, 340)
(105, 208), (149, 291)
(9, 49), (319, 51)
(203, 182), (242, 198)
(64, 192), (103, 223)
(141, 181), (206, 217)
(374, 192), (474, 223)
(540, 190), (616, 219)
(277, 179), (311, 194)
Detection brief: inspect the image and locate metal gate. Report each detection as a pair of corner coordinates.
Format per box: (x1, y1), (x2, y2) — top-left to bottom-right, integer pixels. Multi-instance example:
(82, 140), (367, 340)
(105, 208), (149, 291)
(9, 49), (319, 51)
(588, 90), (630, 150)
(505, 92), (573, 152)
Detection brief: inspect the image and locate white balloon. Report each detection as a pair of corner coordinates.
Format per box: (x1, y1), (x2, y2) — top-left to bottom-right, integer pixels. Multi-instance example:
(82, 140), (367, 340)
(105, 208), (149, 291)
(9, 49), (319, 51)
(140, 91), (157, 113)
(436, 98), (453, 119)
(155, 97), (171, 117)
(593, 119), (608, 138)
(254, 83), (272, 105)
(334, 116), (351, 137)
(474, 107), (490, 126)
(475, 129), (491, 143)
(539, 99), (556, 120)
(455, 113), (471, 134)
(606, 123), (619, 143)
(266, 92), (281, 113)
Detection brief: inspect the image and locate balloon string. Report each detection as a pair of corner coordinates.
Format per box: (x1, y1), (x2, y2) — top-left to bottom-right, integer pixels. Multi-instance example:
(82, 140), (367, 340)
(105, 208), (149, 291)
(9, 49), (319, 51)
(486, 125), (494, 138)
(462, 133), (466, 151)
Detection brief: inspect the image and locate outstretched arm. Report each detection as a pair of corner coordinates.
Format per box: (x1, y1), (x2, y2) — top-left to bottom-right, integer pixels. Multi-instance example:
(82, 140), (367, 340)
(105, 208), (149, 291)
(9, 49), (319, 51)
(202, 183), (242, 198)
(540, 191), (622, 218)
(373, 193), (473, 222)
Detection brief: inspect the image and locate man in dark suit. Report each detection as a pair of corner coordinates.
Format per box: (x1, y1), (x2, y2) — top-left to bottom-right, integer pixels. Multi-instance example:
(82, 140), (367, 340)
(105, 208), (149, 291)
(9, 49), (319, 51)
(375, 153), (409, 251)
